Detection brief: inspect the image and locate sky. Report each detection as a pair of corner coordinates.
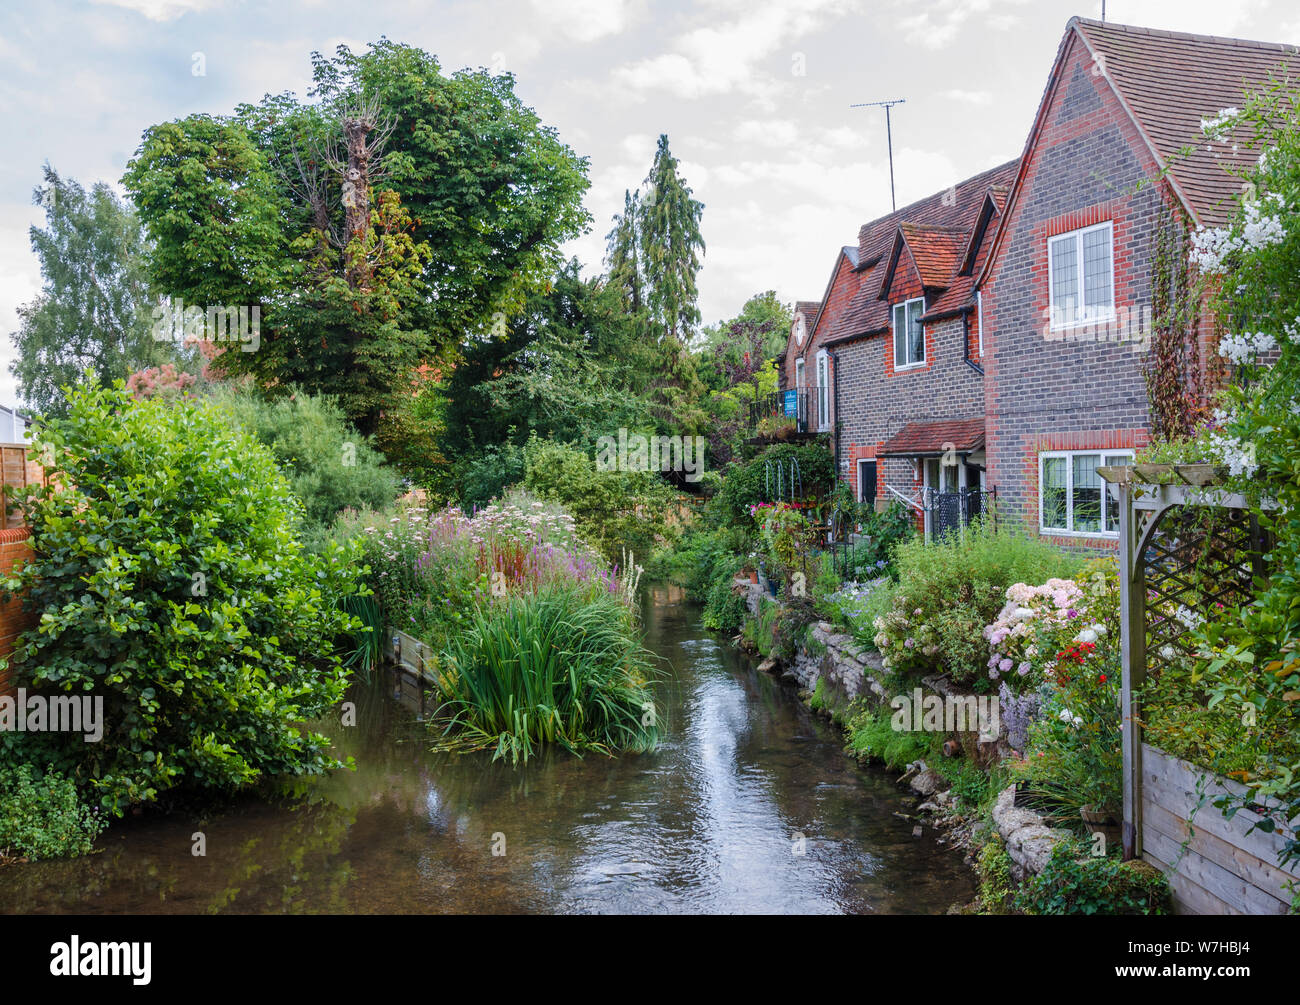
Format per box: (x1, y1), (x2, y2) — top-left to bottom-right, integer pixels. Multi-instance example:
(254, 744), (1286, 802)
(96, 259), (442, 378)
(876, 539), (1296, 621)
(1, 0), (1298, 410)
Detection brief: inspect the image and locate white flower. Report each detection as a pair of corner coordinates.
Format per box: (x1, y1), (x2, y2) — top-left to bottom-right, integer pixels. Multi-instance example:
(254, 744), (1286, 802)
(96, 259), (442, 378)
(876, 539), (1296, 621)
(1072, 715), (1084, 729)
(1160, 645), (1176, 660)
(1058, 708), (1073, 723)
(1075, 628), (1098, 644)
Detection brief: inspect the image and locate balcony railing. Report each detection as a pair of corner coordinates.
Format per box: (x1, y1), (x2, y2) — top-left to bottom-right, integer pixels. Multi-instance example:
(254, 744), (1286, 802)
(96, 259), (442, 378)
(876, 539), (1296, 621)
(746, 388), (825, 439)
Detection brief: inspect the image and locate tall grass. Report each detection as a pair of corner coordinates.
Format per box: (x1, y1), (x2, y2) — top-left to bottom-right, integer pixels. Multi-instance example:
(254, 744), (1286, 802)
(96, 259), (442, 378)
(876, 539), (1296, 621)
(432, 585), (661, 764)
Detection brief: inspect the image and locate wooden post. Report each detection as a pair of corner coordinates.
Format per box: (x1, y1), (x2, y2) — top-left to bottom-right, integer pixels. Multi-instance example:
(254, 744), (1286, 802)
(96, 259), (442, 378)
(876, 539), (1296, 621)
(1116, 479), (1146, 861)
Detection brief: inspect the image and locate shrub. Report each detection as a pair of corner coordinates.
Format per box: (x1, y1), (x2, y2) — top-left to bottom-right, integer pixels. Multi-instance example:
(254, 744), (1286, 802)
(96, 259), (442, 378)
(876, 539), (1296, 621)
(0, 764), (106, 862)
(0, 376), (364, 812)
(873, 521), (1082, 687)
(1015, 838), (1171, 915)
(702, 556), (748, 633)
(208, 385), (401, 548)
(523, 437), (675, 563)
(845, 704), (931, 770)
(711, 441), (835, 527)
(455, 440), (527, 513)
(432, 585), (660, 764)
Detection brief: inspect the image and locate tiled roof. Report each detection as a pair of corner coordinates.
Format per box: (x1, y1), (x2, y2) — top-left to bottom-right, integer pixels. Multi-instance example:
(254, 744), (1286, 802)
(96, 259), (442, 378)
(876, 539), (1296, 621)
(893, 223), (968, 290)
(827, 160), (1019, 344)
(1070, 18), (1300, 225)
(879, 417), (986, 457)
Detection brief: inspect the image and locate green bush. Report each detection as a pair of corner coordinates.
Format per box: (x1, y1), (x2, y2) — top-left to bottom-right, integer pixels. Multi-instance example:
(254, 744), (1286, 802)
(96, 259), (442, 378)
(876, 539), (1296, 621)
(844, 704), (931, 770)
(0, 764), (106, 862)
(523, 436), (675, 563)
(432, 585), (660, 764)
(455, 440), (527, 513)
(208, 385), (401, 548)
(874, 520), (1082, 687)
(702, 555), (749, 633)
(0, 376), (364, 812)
(1015, 838), (1171, 915)
(711, 442), (835, 527)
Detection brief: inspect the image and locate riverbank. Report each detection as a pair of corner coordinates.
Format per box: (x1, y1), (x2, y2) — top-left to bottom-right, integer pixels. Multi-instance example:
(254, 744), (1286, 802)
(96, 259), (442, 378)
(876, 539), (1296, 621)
(728, 576), (1090, 912)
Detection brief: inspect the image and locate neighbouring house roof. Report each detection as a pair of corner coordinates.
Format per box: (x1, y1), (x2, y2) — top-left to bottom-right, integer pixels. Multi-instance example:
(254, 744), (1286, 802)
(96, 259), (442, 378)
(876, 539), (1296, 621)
(882, 223), (968, 295)
(878, 417), (986, 457)
(778, 300), (824, 369)
(1072, 18), (1300, 228)
(825, 159), (1020, 346)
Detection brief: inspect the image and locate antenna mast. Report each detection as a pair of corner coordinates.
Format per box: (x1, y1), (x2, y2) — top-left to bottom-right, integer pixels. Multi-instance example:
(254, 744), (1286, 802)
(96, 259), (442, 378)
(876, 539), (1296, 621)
(851, 98), (906, 212)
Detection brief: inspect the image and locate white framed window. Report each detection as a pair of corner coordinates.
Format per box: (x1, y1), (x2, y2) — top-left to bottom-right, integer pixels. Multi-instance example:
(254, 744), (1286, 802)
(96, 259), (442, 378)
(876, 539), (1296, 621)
(1039, 449), (1133, 536)
(794, 358), (805, 390)
(815, 350), (830, 431)
(1047, 221), (1114, 330)
(976, 289), (984, 356)
(892, 297), (925, 368)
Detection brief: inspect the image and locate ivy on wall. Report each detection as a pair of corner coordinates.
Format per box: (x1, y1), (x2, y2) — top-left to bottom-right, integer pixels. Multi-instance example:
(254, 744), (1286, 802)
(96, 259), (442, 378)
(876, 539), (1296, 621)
(1144, 211), (1216, 442)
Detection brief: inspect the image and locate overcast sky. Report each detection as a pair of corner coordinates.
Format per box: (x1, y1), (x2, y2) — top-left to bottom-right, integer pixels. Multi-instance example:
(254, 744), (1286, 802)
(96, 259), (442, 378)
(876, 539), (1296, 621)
(1, 0), (1297, 410)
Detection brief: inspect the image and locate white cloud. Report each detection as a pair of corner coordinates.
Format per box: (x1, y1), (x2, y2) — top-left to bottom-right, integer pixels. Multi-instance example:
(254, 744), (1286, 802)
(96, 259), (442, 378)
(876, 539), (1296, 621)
(88, 0), (221, 21)
(614, 0), (857, 99)
(533, 0), (639, 43)
(893, 0), (1031, 50)
(942, 88), (993, 105)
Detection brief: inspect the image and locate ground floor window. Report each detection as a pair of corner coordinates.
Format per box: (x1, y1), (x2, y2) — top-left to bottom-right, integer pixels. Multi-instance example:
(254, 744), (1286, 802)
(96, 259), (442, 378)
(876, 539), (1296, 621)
(1039, 449), (1133, 535)
(857, 459), (877, 504)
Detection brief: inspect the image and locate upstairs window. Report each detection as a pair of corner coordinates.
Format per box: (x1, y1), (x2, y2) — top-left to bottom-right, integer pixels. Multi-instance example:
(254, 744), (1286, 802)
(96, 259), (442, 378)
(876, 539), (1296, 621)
(1048, 222), (1114, 329)
(892, 297), (925, 368)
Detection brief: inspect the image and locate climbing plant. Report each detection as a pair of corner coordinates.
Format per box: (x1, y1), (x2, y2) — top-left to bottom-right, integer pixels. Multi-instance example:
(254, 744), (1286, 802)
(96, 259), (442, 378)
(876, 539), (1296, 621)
(1144, 211), (1212, 442)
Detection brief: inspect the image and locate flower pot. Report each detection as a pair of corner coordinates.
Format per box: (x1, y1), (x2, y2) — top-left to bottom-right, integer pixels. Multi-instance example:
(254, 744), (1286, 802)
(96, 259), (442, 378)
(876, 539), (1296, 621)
(748, 570), (759, 585)
(1079, 804), (1122, 848)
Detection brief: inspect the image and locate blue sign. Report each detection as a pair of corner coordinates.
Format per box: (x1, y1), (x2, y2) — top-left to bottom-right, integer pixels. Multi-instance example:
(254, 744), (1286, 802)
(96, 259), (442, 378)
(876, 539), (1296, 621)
(783, 390), (798, 416)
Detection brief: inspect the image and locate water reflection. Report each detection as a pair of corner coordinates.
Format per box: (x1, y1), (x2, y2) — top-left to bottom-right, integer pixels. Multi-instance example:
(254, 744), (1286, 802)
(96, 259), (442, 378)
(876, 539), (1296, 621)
(0, 584), (972, 914)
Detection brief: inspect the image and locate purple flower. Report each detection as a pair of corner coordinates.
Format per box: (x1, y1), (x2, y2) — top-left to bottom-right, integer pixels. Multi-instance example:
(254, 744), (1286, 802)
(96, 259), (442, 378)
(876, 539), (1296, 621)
(1017, 661), (1031, 676)
(904, 638), (916, 649)
(998, 658), (1012, 672)
(1066, 608), (1078, 619)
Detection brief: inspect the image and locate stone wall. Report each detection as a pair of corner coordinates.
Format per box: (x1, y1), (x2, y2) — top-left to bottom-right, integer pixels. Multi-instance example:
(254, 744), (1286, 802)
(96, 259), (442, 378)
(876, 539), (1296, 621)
(740, 579), (1070, 877)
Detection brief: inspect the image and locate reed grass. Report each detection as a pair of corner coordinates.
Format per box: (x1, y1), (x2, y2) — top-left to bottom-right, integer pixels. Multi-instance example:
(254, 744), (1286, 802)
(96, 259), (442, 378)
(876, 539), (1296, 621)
(432, 585), (661, 764)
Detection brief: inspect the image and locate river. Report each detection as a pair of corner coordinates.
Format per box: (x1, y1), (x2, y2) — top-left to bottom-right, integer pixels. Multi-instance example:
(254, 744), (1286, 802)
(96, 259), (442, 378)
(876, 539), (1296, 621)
(0, 582), (973, 914)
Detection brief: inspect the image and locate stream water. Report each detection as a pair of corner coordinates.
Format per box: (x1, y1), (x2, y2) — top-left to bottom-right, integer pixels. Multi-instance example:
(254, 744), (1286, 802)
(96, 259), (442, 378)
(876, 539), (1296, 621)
(0, 583), (973, 914)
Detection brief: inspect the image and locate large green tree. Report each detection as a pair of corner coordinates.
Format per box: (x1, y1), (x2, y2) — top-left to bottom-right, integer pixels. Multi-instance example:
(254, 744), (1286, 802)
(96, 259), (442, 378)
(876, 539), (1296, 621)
(123, 40), (591, 439)
(640, 134), (705, 343)
(10, 165), (172, 417)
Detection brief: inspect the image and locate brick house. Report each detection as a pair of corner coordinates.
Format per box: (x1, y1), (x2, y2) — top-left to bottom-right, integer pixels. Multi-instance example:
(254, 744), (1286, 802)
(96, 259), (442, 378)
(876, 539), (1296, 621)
(820, 160), (1018, 536)
(780, 249), (860, 435)
(776, 16), (1299, 546)
(976, 17), (1300, 547)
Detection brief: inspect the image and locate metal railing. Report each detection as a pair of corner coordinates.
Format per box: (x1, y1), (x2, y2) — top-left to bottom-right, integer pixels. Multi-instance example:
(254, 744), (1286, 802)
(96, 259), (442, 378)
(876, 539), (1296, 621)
(747, 388), (824, 437)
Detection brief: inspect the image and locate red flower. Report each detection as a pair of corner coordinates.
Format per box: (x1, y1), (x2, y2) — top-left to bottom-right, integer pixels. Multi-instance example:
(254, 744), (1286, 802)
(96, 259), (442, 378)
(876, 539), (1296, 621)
(1099, 673), (1107, 683)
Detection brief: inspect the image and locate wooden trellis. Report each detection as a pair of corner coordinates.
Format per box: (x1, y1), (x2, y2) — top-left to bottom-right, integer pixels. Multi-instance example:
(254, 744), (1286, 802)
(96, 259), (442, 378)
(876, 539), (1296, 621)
(1101, 463), (1271, 862)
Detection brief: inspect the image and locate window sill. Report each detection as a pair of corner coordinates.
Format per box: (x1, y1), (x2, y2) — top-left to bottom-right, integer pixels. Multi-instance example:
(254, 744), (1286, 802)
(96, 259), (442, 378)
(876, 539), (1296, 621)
(894, 362), (926, 372)
(1039, 526), (1118, 540)
(1047, 315), (1117, 334)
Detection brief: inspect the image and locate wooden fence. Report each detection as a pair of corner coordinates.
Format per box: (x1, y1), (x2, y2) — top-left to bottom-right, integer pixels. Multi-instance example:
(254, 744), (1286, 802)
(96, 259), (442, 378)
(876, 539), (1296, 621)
(0, 444), (41, 697)
(1142, 743), (1299, 914)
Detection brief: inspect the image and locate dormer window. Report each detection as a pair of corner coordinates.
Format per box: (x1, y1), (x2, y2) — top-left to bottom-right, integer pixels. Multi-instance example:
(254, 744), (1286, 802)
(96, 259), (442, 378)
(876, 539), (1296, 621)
(892, 297), (925, 368)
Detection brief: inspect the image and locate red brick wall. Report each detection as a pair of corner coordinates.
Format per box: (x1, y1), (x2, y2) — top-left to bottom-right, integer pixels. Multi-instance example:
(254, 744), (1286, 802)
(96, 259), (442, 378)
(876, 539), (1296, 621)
(981, 31), (1167, 542)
